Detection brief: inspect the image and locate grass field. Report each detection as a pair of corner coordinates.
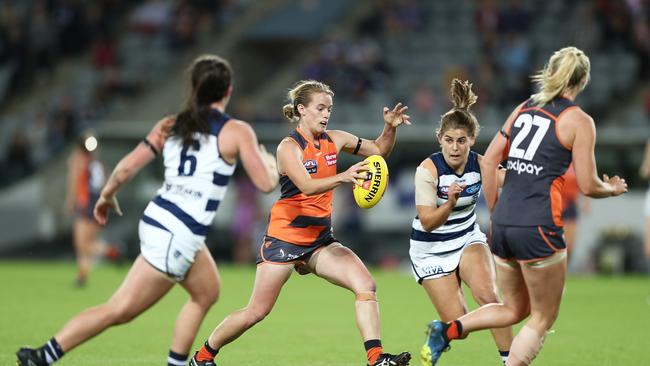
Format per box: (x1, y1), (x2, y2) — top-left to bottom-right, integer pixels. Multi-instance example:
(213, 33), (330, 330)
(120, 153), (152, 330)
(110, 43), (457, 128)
(2, 260), (649, 366)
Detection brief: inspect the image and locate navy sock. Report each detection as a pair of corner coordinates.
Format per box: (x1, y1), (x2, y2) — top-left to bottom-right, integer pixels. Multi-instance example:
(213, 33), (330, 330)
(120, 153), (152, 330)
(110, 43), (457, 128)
(168, 350), (188, 366)
(499, 350), (510, 364)
(41, 337), (64, 365)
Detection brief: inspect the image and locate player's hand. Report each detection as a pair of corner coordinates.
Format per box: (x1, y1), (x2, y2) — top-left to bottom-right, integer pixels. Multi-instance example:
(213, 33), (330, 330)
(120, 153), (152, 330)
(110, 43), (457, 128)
(383, 102), (411, 127)
(603, 174), (628, 196)
(259, 144), (278, 172)
(342, 161), (370, 186)
(446, 182), (465, 206)
(94, 194), (123, 225)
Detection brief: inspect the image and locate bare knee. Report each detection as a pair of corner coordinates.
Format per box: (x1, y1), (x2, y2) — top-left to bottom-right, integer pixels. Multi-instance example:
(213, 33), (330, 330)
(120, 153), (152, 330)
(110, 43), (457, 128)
(242, 304), (273, 327)
(471, 286), (500, 306)
(193, 287), (219, 309)
(353, 276), (376, 294)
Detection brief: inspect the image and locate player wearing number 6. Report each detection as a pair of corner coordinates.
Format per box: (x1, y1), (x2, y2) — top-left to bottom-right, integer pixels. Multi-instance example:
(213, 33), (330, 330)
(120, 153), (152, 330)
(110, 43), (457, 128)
(16, 54), (279, 366)
(422, 47), (628, 366)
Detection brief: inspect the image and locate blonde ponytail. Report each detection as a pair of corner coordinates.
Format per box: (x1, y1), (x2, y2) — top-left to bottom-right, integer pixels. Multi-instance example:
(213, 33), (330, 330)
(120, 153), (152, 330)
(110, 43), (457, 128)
(282, 104), (297, 122)
(531, 46), (590, 106)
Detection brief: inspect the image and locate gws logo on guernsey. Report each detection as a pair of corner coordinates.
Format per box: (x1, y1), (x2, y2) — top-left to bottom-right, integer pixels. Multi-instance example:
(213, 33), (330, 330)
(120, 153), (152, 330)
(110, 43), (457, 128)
(508, 159), (544, 175)
(304, 159), (317, 174)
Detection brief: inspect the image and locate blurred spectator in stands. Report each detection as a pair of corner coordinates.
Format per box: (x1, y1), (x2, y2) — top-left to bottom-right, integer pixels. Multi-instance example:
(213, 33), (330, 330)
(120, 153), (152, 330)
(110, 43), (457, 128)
(475, 0), (499, 52)
(625, 0), (650, 78)
(381, 0), (424, 34)
(91, 32), (118, 70)
(596, 0), (634, 51)
(496, 32), (532, 104)
(167, 1), (199, 50)
(497, 0), (531, 34)
(48, 95), (79, 154)
(2, 130), (33, 185)
(570, 2), (602, 53)
(412, 82), (436, 119)
(27, 109), (52, 167)
(28, 0), (56, 79)
(130, 0), (171, 35)
(53, 0), (87, 56)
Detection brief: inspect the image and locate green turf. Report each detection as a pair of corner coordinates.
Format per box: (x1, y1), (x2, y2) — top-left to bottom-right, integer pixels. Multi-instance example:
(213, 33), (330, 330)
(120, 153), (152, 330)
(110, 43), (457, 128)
(2, 260), (649, 365)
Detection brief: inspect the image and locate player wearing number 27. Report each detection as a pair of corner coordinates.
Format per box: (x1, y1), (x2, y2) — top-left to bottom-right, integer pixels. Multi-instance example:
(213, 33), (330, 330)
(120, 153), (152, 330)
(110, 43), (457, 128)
(421, 47), (628, 366)
(16, 55), (279, 366)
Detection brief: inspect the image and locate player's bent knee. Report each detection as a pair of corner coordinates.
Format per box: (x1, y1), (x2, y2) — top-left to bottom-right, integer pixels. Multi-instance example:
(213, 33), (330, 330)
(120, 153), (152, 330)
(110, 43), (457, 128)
(509, 325), (547, 365)
(355, 276), (377, 293)
(471, 287), (499, 305)
(109, 305), (139, 325)
(355, 291), (377, 302)
(245, 305), (273, 325)
(198, 288), (220, 308)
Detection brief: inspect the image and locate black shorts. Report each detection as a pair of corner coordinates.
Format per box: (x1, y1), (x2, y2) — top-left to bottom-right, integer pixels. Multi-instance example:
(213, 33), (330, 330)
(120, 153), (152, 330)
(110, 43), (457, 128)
(256, 234), (337, 272)
(490, 224), (566, 262)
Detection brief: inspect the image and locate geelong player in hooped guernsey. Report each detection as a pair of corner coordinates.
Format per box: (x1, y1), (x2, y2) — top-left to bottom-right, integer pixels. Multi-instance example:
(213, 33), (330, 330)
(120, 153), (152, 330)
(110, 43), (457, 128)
(16, 55), (279, 366)
(423, 47), (628, 366)
(414, 80), (512, 366)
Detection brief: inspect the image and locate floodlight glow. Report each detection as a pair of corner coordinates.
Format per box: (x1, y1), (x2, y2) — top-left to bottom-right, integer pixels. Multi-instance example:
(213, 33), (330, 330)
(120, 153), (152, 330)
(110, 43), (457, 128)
(85, 136), (98, 152)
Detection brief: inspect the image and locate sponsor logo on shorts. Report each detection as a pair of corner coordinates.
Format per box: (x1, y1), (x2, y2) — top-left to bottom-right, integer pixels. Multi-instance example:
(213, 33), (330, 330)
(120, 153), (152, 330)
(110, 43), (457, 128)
(422, 265), (444, 275)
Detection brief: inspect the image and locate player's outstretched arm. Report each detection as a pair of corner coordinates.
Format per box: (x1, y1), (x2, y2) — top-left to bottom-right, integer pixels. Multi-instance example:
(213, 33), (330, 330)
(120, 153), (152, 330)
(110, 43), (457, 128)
(94, 117), (172, 225)
(331, 103), (411, 158)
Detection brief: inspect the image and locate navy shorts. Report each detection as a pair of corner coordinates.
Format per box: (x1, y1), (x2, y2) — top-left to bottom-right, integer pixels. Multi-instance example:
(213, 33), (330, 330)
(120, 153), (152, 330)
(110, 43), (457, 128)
(490, 224), (566, 262)
(256, 234), (337, 273)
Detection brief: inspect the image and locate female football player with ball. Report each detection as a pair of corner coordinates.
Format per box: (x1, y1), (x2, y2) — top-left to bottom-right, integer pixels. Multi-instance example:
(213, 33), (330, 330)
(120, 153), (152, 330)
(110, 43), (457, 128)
(412, 79), (513, 365)
(190, 80), (412, 366)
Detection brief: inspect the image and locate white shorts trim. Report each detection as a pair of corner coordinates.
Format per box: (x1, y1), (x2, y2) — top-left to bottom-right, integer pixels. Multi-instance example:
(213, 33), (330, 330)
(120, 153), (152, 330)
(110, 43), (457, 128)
(409, 224), (487, 283)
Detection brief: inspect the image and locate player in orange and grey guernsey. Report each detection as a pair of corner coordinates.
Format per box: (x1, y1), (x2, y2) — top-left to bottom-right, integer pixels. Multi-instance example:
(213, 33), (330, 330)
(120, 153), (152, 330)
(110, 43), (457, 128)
(190, 80), (412, 366)
(422, 47), (628, 366)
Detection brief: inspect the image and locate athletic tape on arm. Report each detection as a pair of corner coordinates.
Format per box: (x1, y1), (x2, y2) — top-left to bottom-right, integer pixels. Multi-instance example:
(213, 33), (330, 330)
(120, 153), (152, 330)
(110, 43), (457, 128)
(415, 166), (438, 206)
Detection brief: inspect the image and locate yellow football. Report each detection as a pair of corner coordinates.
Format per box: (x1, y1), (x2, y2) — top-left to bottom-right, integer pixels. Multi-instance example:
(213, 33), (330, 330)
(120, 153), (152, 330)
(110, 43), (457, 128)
(353, 155), (389, 209)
